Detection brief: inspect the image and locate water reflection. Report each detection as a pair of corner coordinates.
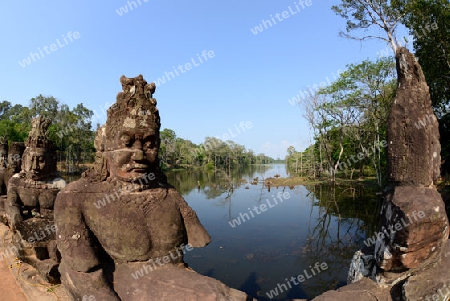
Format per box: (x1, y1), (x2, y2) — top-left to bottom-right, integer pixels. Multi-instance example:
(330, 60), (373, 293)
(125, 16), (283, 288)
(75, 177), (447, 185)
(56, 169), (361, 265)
(167, 164), (382, 300)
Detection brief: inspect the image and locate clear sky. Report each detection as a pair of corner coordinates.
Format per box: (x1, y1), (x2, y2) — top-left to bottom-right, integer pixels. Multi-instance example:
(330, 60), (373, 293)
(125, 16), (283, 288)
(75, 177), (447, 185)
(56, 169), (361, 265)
(0, 0), (406, 159)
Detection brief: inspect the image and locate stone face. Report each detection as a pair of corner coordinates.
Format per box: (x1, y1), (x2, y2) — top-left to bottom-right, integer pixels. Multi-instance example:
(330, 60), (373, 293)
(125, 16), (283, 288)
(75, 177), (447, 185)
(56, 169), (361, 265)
(55, 75), (250, 301)
(375, 186), (449, 271)
(7, 117), (65, 229)
(5, 116), (65, 284)
(4, 142), (25, 186)
(387, 47), (440, 186)
(0, 141), (25, 197)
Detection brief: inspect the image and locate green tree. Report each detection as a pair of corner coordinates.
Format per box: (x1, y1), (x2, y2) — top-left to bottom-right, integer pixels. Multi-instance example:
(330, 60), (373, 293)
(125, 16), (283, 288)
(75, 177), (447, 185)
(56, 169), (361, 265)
(332, 0), (403, 51)
(29, 94), (59, 120)
(160, 128), (177, 166)
(319, 58), (396, 185)
(0, 101), (12, 119)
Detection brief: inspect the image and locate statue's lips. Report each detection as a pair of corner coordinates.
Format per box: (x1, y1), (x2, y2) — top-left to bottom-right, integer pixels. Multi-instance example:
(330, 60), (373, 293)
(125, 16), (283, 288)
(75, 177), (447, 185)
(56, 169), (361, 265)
(125, 164), (149, 172)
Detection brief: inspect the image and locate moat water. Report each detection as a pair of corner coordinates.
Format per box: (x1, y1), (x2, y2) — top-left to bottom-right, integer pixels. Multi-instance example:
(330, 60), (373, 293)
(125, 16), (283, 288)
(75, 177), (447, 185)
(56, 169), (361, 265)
(165, 164), (382, 300)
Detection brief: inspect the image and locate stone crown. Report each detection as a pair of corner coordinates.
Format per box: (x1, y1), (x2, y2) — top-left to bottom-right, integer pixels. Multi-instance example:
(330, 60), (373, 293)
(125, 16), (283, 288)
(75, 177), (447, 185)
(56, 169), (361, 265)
(105, 75), (160, 149)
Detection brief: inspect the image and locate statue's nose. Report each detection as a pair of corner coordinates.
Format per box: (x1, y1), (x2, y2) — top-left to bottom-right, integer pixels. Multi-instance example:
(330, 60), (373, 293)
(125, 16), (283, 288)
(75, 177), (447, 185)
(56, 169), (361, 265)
(32, 157), (39, 170)
(131, 141), (144, 161)
(131, 150), (144, 161)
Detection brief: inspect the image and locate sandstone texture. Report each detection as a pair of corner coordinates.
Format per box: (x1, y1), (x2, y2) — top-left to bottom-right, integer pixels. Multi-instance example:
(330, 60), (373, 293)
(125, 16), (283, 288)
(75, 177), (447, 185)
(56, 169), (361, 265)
(387, 47), (440, 186)
(375, 186), (448, 271)
(317, 47), (450, 301)
(54, 75), (253, 301)
(5, 117), (66, 284)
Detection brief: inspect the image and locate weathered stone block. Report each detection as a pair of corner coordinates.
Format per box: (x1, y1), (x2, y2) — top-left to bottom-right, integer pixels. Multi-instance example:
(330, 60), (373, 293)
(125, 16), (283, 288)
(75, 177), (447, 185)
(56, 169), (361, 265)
(375, 186), (449, 271)
(402, 240), (450, 301)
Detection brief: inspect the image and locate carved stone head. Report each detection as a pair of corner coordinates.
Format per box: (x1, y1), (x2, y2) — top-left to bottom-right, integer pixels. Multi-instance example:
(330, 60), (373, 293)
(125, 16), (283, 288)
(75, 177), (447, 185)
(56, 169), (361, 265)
(22, 116), (57, 181)
(101, 75), (162, 183)
(0, 137), (7, 170)
(8, 142), (25, 173)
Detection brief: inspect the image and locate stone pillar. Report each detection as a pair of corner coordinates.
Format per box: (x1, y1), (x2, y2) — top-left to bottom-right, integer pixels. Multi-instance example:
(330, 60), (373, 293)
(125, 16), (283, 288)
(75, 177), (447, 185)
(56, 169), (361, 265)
(375, 47), (449, 272)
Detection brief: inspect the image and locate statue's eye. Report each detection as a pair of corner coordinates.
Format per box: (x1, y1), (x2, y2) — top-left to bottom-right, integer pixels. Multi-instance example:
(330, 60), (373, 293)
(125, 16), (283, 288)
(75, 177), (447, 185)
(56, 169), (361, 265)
(39, 156), (45, 163)
(119, 134), (132, 147)
(143, 137), (157, 150)
(143, 141), (153, 150)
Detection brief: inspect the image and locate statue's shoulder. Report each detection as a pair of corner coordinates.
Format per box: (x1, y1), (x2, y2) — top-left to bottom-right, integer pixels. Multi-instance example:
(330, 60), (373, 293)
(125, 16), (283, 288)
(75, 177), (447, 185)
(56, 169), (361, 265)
(8, 172), (24, 187)
(60, 178), (112, 194)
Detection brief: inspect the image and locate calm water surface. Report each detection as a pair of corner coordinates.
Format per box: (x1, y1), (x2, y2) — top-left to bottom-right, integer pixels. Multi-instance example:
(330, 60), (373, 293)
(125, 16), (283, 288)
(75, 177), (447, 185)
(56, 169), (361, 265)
(166, 164), (382, 301)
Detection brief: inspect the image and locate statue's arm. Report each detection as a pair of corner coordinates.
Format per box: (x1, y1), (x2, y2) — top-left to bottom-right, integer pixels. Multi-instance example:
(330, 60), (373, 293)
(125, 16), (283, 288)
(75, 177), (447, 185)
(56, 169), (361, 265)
(55, 192), (121, 300)
(7, 186), (22, 230)
(175, 190), (211, 247)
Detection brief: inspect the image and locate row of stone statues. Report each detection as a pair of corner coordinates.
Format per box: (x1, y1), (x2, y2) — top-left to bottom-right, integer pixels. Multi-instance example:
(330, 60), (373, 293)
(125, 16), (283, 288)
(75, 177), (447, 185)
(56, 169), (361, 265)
(0, 75), (252, 301)
(0, 138), (25, 196)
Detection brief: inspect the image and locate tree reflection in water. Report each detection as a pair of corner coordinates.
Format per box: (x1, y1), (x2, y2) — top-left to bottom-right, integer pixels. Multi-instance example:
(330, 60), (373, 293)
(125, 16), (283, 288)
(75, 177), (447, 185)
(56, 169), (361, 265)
(299, 183), (383, 295)
(166, 165), (383, 300)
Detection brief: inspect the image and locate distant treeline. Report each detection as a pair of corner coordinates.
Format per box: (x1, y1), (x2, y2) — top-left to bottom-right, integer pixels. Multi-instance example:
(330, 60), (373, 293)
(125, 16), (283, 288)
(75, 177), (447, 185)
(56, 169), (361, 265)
(0, 96), (273, 173)
(159, 128), (274, 171)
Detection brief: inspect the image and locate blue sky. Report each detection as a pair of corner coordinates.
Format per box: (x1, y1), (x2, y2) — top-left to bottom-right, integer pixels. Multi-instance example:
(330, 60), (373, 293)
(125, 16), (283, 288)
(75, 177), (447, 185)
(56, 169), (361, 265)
(0, 0), (407, 158)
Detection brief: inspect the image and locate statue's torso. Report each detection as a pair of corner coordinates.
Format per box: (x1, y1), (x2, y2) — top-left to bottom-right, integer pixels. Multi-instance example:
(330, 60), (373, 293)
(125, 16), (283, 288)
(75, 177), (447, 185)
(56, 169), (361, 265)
(9, 175), (65, 209)
(59, 180), (189, 262)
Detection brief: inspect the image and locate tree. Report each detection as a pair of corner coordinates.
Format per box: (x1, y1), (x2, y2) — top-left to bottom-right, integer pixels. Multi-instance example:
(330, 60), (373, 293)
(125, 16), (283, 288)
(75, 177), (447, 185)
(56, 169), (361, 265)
(319, 58), (396, 185)
(332, 0), (403, 51)
(0, 101), (11, 119)
(29, 94), (59, 120)
(160, 129), (177, 166)
(302, 91), (361, 181)
(0, 102), (30, 142)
